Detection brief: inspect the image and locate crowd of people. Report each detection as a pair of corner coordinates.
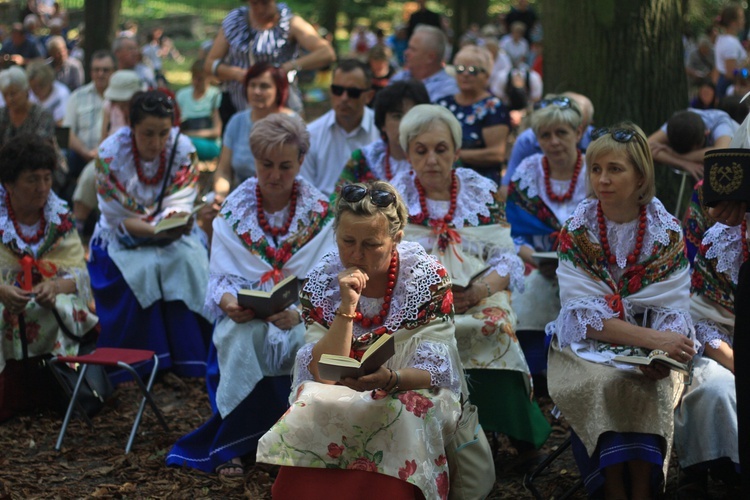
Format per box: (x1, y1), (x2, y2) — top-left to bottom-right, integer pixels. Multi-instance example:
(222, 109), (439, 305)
(0, 0), (747, 498)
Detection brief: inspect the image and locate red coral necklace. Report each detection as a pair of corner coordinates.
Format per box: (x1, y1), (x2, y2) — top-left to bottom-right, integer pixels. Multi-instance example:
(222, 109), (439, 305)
(597, 202), (647, 266)
(415, 170), (457, 223)
(132, 134), (167, 185)
(6, 192), (45, 244)
(355, 250), (398, 328)
(256, 182), (298, 238)
(543, 151), (582, 203)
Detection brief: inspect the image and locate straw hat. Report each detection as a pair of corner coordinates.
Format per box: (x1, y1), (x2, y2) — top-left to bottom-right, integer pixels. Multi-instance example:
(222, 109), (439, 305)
(104, 70), (142, 101)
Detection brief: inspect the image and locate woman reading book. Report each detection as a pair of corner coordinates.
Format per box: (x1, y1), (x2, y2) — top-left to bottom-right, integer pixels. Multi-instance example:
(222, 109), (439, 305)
(546, 123), (697, 498)
(166, 114), (335, 477)
(256, 180), (465, 499)
(390, 104), (551, 470)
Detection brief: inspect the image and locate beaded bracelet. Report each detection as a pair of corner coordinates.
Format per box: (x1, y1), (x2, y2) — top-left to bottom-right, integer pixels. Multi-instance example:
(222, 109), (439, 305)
(336, 308), (357, 320)
(478, 280), (492, 298)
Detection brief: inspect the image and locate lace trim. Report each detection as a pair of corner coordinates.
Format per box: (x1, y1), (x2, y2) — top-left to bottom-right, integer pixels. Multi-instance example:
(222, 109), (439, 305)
(0, 191), (68, 249)
(361, 140), (411, 180)
(695, 319), (733, 353)
(294, 342), (315, 384)
(486, 252), (526, 292)
(704, 223), (743, 283)
(410, 341), (461, 392)
(546, 296), (619, 348)
(301, 241), (444, 335)
(205, 272), (249, 320)
(511, 153), (587, 203)
(220, 176), (328, 247)
(568, 198), (682, 269)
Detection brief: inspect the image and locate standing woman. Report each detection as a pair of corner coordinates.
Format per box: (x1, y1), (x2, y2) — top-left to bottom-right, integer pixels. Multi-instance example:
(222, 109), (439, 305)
(547, 123), (696, 498)
(436, 45), (510, 183)
(89, 90), (211, 385)
(715, 3), (747, 97)
(205, 0), (335, 120)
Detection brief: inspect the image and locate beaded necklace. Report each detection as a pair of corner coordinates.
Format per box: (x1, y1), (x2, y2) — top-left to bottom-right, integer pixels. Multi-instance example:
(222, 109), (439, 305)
(542, 151), (582, 203)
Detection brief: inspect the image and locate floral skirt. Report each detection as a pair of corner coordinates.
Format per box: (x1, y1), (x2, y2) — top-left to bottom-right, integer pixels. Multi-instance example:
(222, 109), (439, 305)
(256, 382), (461, 500)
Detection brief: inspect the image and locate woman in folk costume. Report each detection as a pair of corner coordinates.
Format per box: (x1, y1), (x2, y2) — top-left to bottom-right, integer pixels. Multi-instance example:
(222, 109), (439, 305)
(166, 114), (335, 476)
(89, 90), (211, 385)
(0, 135), (98, 420)
(546, 123), (697, 498)
(390, 104), (551, 465)
(257, 181), (464, 500)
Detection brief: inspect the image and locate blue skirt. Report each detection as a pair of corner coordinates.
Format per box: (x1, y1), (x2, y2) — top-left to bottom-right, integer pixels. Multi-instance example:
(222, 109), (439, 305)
(571, 430), (664, 496)
(88, 243), (212, 385)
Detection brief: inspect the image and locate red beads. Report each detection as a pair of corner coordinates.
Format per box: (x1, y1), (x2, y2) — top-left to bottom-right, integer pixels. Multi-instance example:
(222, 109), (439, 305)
(597, 201), (646, 267)
(354, 250), (398, 329)
(742, 219), (749, 263)
(256, 182), (298, 238)
(543, 151), (582, 203)
(416, 170), (457, 224)
(6, 192), (46, 245)
(132, 133), (167, 186)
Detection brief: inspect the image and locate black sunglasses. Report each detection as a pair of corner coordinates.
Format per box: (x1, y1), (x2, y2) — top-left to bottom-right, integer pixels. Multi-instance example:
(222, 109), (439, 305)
(591, 127), (639, 143)
(534, 96), (581, 115)
(330, 85), (367, 99)
(140, 95), (175, 113)
(455, 65), (486, 76)
(341, 184), (396, 207)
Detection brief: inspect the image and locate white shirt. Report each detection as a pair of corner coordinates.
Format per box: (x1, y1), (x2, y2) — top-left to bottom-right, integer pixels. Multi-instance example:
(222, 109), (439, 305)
(715, 33), (747, 74)
(29, 80), (70, 123)
(491, 67), (543, 104)
(63, 82), (104, 151)
(499, 35), (529, 67)
(301, 108), (380, 197)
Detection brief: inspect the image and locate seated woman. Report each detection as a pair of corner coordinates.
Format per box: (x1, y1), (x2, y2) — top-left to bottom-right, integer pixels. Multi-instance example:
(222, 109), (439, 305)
(166, 114), (335, 476)
(546, 123), (696, 498)
(213, 63), (292, 204)
(257, 181), (464, 499)
(89, 90), (211, 385)
(673, 219), (741, 493)
(336, 80), (429, 188)
(390, 104), (550, 464)
(0, 66), (56, 148)
(683, 180), (716, 266)
(176, 59), (223, 162)
(0, 134), (98, 421)
(436, 45), (510, 183)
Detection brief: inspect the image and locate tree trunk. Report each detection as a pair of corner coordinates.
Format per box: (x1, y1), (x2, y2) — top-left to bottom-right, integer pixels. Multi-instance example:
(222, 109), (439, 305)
(541, 0), (687, 212)
(83, 0), (122, 82)
(450, 0), (490, 57)
(320, 0), (340, 49)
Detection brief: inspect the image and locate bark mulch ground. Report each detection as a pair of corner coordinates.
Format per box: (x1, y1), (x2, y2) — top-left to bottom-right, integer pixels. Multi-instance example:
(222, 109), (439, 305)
(0, 373), (737, 499)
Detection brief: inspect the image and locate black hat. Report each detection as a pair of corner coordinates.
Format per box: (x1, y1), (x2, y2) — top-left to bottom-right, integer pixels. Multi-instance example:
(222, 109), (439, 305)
(703, 148), (750, 207)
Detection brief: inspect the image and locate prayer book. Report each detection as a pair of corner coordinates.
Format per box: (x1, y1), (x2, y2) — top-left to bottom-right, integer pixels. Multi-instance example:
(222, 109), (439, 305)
(613, 351), (691, 375)
(237, 275), (299, 319)
(153, 204), (205, 234)
(452, 265), (492, 290)
(317, 334), (395, 381)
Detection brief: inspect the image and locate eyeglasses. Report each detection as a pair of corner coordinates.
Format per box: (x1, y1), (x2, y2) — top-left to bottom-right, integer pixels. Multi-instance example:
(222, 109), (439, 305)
(591, 127), (639, 143)
(331, 85), (368, 99)
(341, 184), (396, 207)
(455, 65), (486, 76)
(91, 66), (114, 73)
(534, 96), (581, 115)
(140, 94), (175, 113)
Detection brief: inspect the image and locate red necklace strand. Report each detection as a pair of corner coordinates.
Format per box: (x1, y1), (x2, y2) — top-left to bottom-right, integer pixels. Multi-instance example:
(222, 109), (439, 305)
(6, 192), (45, 244)
(256, 182), (298, 238)
(597, 202), (647, 266)
(355, 250), (398, 328)
(742, 219), (749, 262)
(543, 151), (582, 203)
(132, 134), (167, 186)
(416, 170), (458, 223)
(383, 144), (392, 180)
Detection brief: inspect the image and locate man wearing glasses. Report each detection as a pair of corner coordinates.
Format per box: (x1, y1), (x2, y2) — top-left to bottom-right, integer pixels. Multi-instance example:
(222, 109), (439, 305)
(301, 59), (379, 197)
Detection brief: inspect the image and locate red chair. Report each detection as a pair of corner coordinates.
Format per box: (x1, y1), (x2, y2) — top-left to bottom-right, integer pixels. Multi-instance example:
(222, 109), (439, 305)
(49, 348), (169, 454)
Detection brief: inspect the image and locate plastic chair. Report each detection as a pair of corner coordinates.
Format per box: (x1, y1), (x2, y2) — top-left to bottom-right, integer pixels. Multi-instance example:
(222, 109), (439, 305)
(49, 348), (169, 454)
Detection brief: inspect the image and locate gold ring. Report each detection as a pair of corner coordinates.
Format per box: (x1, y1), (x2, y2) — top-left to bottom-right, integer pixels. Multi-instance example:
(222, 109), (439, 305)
(681, 351), (686, 357)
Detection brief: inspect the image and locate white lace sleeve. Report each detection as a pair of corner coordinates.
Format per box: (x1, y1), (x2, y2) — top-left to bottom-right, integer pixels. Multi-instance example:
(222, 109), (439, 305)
(293, 342), (316, 384)
(648, 307), (693, 337)
(486, 251), (526, 293)
(205, 273), (251, 320)
(546, 296), (619, 348)
(695, 319), (733, 353)
(409, 341), (462, 394)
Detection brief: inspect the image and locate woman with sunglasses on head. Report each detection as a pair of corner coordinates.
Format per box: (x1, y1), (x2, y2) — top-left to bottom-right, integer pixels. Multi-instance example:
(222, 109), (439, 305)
(258, 180), (465, 499)
(89, 90), (212, 385)
(436, 45), (510, 183)
(546, 123), (696, 498)
(390, 104), (551, 470)
(335, 80), (429, 190)
(213, 63), (293, 204)
(167, 114), (335, 477)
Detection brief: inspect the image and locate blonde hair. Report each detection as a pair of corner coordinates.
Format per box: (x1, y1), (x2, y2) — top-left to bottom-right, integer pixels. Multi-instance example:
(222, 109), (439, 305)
(399, 104), (462, 153)
(334, 181), (408, 240)
(454, 45), (493, 74)
(530, 94), (583, 135)
(249, 113), (310, 161)
(585, 122), (655, 205)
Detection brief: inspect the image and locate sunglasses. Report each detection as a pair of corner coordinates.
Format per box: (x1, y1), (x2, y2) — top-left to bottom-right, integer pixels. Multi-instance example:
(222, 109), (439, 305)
(591, 127), (639, 143)
(341, 184), (396, 207)
(455, 65), (486, 76)
(140, 95), (175, 113)
(331, 85), (368, 99)
(534, 96), (581, 115)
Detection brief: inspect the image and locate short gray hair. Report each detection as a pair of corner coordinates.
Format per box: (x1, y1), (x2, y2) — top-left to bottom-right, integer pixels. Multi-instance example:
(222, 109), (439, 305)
(26, 60), (55, 88)
(333, 180), (408, 240)
(46, 35), (66, 53)
(399, 104), (463, 152)
(112, 35), (136, 53)
(0, 66), (29, 92)
(414, 25), (447, 63)
(249, 113), (310, 160)
(530, 94), (583, 136)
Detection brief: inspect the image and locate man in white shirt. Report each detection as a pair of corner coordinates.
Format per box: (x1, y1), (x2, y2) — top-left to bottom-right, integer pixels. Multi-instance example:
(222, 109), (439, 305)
(302, 59), (379, 197)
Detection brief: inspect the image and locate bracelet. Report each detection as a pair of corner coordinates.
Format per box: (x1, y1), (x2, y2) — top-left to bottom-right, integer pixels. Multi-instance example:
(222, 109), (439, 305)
(336, 308), (357, 319)
(384, 369), (394, 391)
(390, 370), (401, 393)
(479, 280), (492, 298)
(210, 59), (221, 76)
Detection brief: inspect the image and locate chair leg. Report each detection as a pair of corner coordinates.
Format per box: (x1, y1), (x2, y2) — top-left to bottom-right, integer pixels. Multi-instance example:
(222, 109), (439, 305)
(523, 435), (583, 500)
(48, 359), (94, 429)
(117, 356), (168, 454)
(53, 363), (92, 451)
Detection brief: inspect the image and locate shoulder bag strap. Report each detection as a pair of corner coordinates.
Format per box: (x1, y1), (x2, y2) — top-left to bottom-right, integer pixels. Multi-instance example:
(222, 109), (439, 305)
(154, 132), (181, 215)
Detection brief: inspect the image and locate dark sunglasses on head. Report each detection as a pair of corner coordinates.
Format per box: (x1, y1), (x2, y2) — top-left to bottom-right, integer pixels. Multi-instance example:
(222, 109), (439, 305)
(331, 85), (367, 98)
(140, 95), (175, 113)
(341, 184), (396, 207)
(591, 127), (639, 143)
(534, 96), (581, 115)
(455, 65), (486, 76)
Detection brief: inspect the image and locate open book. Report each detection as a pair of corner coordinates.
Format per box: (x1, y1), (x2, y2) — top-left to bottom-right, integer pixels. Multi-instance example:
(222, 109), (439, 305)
(317, 334), (395, 381)
(452, 265), (491, 290)
(237, 274), (299, 319)
(613, 351), (691, 375)
(153, 203), (205, 234)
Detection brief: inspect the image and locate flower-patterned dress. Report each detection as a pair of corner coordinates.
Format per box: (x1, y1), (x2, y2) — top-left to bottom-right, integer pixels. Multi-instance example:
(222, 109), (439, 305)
(89, 126), (210, 384)
(335, 139), (411, 193)
(0, 191), (98, 376)
(546, 198), (694, 495)
(682, 179), (716, 265)
(256, 242), (463, 500)
(674, 220), (740, 470)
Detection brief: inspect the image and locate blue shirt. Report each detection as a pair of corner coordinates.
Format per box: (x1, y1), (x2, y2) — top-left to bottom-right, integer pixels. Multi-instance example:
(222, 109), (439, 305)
(390, 68), (459, 102)
(222, 109), (256, 183)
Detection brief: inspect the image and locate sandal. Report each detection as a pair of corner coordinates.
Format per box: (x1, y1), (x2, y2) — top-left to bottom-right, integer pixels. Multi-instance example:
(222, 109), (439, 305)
(216, 459), (245, 478)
